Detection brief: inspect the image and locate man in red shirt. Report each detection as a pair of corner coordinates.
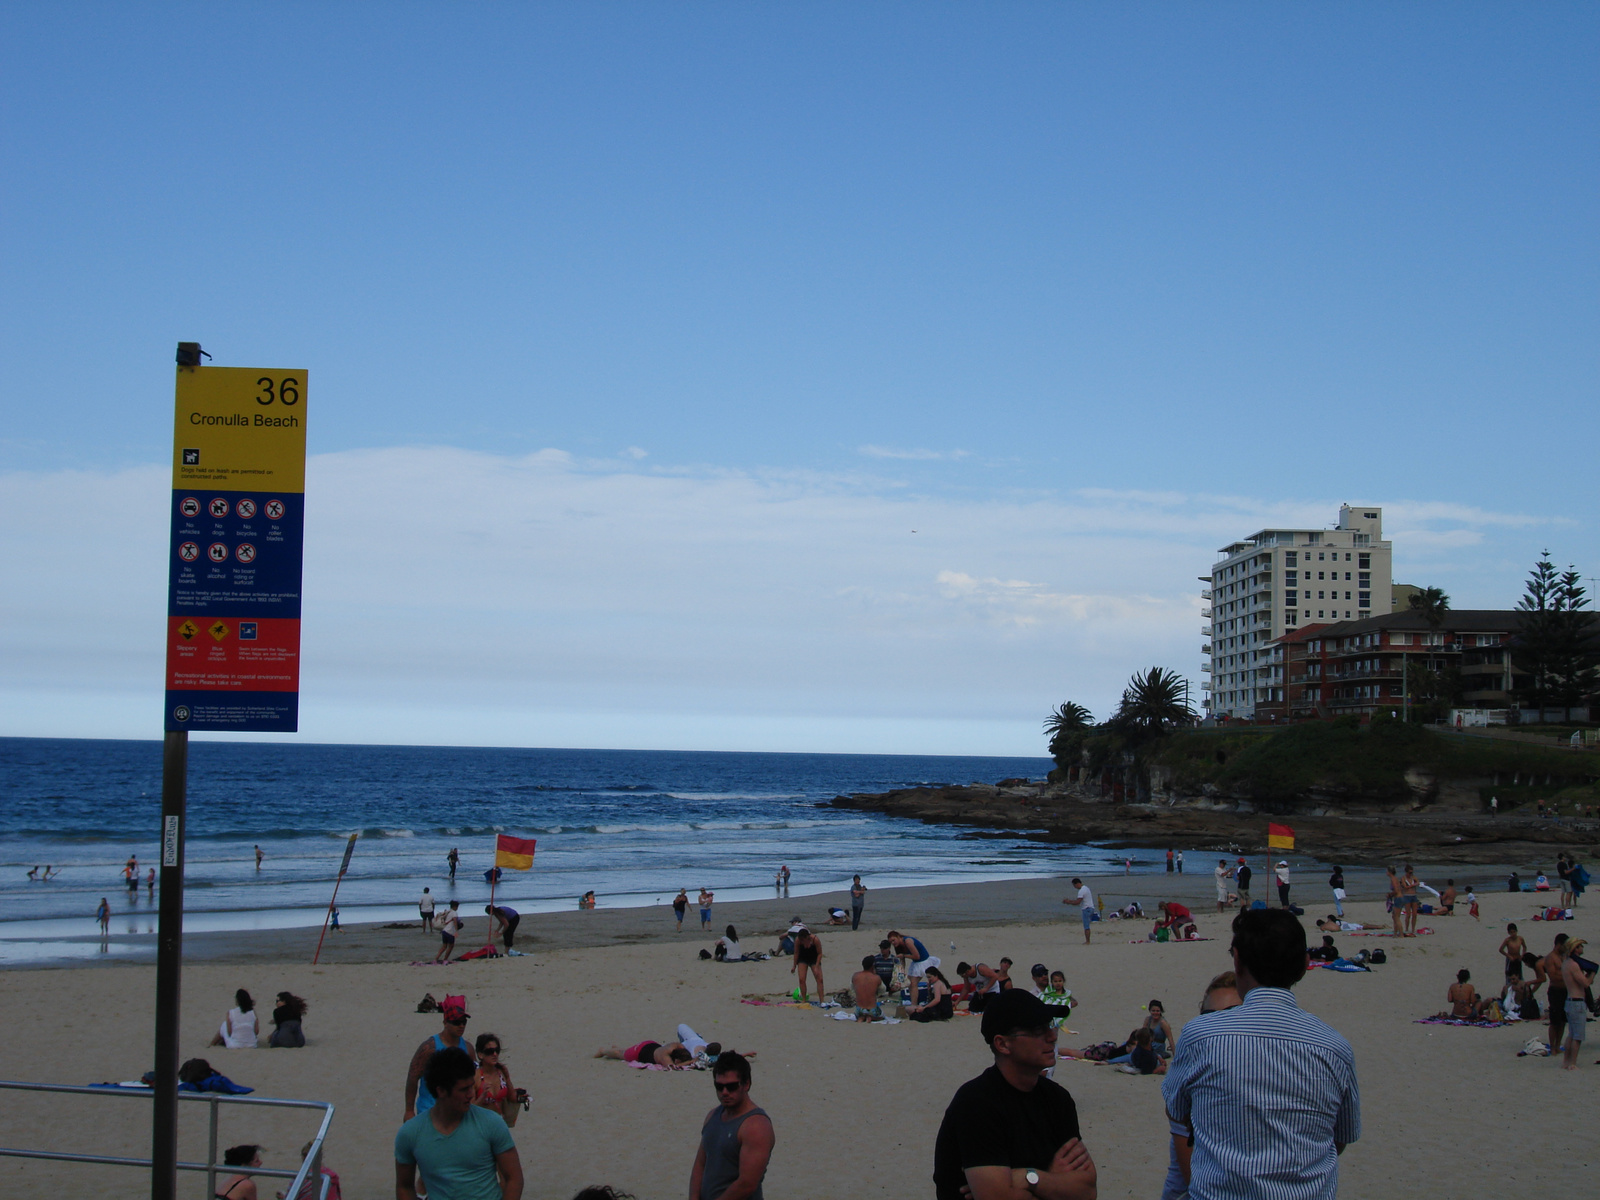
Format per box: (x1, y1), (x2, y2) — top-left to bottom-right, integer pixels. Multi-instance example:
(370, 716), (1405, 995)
(1155, 901), (1195, 939)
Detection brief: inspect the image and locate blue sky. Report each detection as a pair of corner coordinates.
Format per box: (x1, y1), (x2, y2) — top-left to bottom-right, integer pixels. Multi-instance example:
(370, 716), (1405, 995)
(2, 4), (1595, 753)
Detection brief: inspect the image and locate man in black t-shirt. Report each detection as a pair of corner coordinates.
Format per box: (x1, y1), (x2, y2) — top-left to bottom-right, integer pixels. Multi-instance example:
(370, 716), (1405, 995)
(932, 990), (1097, 1199)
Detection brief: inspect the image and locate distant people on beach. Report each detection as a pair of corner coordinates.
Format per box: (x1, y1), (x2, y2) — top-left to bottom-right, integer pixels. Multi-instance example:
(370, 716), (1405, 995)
(447, 847), (459, 879)
(124, 857), (137, 892)
(1163, 909), (1360, 1197)
(852, 954), (887, 1021)
(698, 887), (715, 929)
(484, 866), (503, 885)
(216, 1143), (262, 1200)
(254, 844), (264, 870)
(1275, 860), (1291, 907)
(210, 989), (260, 1048)
(1558, 937), (1592, 1071)
(791, 927), (824, 1001)
(419, 888), (435, 931)
(95, 896), (110, 935)
(486, 904), (520, 950)
(672, 889), (690, 930)
(1166, 848), (1174, 873)
(43, 864), (58, 879)
(1500, 923), (1527, 983)
(146, 867), (156, 896)
(329, 908), (341, 931)
(396, 1045), (519, 1200)
(1235, 858), (1252, 906)
(435, 901), (463, 963)
(849, 874), (866, 930)
(596, 1039), (694, 1066)
(826, 907), (848, 925)
(1176, 851), (1184, 874)
(1155, 901), (1196, 940)
(932, 989), (1095, 1200)
(27, 865), (38, 880)
(405, 998), (478, 1121)
(1329, 864), (1346, 917)
(1063, 878), (1095, 944)
(1214, 859), (1233, 911)
(689, 1052), (773, 1200)
(775, 864), (790, 892)
(269, 991), (308, 1048)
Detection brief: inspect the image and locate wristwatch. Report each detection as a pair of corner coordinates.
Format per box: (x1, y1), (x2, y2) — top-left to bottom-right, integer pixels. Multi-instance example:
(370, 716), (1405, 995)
(1025, 1169), (1041, 1191)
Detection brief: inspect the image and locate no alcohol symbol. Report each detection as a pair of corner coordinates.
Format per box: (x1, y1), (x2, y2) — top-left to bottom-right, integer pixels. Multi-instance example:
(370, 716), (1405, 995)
(208, 542), (229, 563)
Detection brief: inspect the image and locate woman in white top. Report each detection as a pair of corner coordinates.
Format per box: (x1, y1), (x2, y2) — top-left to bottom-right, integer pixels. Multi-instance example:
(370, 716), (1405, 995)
(209, 988), (259, 1048)
(713, 924), (744, 961)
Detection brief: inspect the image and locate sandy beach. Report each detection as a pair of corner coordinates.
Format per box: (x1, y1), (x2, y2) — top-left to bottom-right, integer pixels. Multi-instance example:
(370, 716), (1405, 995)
(1, 871), (1592, 1197)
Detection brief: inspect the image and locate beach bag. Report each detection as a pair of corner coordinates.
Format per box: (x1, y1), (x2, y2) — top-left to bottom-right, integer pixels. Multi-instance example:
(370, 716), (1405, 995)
(1368, 949), (1386, 965)
(1251, 900), (1267, 910)
(1154, 926), (1170, 942)
(1081, 1041), (1121, 1062)
(1289, 905), (1304, 916)
(178, 1059), (214, 1085)
(1333, 887), (1346, 901)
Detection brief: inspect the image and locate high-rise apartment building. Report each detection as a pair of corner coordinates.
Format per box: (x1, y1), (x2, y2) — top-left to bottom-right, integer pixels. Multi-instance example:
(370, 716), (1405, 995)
(1200, 505), (1392, 719)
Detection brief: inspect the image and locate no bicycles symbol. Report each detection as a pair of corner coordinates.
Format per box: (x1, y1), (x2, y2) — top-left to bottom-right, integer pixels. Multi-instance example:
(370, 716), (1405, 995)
(235, 499), (257, 519)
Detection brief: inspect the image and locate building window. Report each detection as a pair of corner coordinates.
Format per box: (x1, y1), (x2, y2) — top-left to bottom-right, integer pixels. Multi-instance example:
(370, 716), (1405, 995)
(1358, 592), (1370, 606)
(1286, 552), (1297, 566)
(1358, 553), (1370, 569)
(1318, 610), (1324, 619)
(1285, 611), (1297, 626)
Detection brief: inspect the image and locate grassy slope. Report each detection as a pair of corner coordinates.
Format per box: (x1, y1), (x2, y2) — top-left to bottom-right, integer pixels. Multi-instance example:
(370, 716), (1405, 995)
(1149, 720), (1596, 801)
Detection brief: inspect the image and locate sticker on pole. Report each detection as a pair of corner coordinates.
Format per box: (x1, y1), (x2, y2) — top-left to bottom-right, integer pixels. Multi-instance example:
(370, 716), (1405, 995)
(162, 815), (181, 866)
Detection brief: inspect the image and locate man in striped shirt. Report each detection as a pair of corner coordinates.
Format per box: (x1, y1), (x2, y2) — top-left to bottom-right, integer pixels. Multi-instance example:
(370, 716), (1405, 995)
(1161, 909), (1359, 1200)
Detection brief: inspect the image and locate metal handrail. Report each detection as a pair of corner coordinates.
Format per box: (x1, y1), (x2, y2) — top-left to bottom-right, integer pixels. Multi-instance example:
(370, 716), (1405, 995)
(0, 1081), (333, 1200)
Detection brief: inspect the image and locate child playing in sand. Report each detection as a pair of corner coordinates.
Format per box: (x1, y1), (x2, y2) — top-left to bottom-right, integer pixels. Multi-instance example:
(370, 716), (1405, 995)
(1467, 888), (1479, 921)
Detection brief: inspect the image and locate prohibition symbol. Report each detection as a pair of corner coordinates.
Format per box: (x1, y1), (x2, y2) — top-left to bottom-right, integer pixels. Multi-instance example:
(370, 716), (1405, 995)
(264, 499), (285, 520)
(209, 498), (230, 519)
(208, 542), (229, 563)
(236, 499), (257, 519)
(180, 497), (201, 518)
(178, 542), (200, 562)
(209, 620), (230, 642)
(178, 619), (198, 641)
(235, 542), (257, 564)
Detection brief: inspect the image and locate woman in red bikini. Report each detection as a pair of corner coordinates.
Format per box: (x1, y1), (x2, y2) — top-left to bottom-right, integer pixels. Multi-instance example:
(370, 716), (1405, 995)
(472, 1033), (525, 1125)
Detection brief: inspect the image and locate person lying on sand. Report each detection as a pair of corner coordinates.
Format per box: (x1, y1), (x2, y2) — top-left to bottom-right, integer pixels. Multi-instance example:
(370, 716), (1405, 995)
(1317, 915), (1383, 932)
(595, 1040), (695, 1067)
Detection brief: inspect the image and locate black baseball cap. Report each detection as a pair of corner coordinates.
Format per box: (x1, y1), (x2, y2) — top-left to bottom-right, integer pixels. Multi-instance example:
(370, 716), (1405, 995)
(980, 989), (1052, 1046)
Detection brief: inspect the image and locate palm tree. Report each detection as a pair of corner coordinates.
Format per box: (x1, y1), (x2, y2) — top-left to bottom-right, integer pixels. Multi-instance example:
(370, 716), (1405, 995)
(1408, 586), (1450, 629)
(1111, 667), (1195, 740)
(1042, 702), (1094, 739)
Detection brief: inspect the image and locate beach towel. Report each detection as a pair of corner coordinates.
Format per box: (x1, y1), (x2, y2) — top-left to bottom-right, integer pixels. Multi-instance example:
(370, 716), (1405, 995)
(1413, 1017), (1515, 1029)
(1308, 960), (1369, 973)
(457, 945), (499, 960)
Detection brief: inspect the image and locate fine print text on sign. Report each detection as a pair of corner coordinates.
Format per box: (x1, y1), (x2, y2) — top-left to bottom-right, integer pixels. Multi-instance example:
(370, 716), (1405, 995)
(165, 367), (308, 732)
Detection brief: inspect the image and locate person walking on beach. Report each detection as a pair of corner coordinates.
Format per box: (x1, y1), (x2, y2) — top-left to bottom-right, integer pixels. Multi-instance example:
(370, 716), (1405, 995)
(1176, 851), (1184, 874)
(689, 1051), (774, 1200)
(674, 889), (690, 931)
(435, 901), (463, 963)
(932, 989), (1096, 1200)
(1329, 864), (1346, 918)
(699, 887), (714, 930)
(95, 896), (110, 937)
(1164, 908), (1360, 1198)
(1274, 860), (1291, 908)
(849, 875), (866, 931)
(397, 1045), (520, 1200)
(1235, 858), (1252, 908)
(420, 888), (435, 932)
(486, 904), (520, 951)
(1063, 878), (1095, 944)
(254, 844), (264, 871)
(1214, 859), (1231, 912)
(447, 847), (459, 879)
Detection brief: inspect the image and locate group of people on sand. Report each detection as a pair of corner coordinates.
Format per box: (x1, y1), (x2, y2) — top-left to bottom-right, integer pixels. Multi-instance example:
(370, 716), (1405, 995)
(1440, 928), (1597, 1068)
(208, 987), (311, 1049)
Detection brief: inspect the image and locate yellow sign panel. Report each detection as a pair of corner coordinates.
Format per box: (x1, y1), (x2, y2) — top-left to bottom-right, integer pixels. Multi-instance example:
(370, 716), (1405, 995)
(178, 619), (198, 641)
(209, 621), (230, 642)
(172, 366), (309, 490)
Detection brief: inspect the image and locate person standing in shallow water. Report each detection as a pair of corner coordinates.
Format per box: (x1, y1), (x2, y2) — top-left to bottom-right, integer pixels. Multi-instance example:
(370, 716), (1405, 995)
(447, 847), (459, 879)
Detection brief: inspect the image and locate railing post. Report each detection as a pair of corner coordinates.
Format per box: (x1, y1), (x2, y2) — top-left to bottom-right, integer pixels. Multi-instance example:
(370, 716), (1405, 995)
(206, 1094), (219, 1200)
(152, 729), (188, 1200)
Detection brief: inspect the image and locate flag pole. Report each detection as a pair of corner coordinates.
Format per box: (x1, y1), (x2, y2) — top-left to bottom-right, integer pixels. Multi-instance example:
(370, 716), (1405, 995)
(312, 834), (358, 965)
(486, 866), (498, 952)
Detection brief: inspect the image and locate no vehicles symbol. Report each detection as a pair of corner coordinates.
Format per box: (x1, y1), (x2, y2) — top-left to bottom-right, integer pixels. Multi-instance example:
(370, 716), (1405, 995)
(178, 542), (200, 562)
(235, 543), (257, 564)
(180, 497), (201, 518)
(209, 498), (230, 519)
(235, 499), (257, 519)
(264, 499), (285, 520)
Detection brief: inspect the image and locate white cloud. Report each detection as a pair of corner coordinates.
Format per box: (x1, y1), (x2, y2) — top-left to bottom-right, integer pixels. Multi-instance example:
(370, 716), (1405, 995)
(620, 446), (649, 460)
(0, 453), (1570, 751)
(857, 445), (970, 461)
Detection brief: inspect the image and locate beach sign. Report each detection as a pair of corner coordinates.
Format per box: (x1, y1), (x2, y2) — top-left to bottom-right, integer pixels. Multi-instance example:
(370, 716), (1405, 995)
(164, 363), (308, 732)
(1267, 822), (1296, 851)
(495, 834), (538, 870)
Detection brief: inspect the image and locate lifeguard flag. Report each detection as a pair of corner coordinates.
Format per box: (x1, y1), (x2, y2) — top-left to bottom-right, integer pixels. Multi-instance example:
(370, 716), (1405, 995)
(494, 834), (537, 870)
(1267, 823), (1295, 851)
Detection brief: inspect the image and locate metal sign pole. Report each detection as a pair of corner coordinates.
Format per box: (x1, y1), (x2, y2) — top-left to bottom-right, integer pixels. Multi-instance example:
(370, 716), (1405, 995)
(151, 729), (187, 1200)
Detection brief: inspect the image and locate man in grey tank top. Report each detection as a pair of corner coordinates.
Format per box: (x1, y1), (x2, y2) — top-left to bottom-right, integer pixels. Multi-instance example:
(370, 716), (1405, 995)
(689, 1051), (774, 1200)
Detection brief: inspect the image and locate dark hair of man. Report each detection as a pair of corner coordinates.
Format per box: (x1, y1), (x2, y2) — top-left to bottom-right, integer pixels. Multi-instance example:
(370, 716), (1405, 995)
(956, 961), (973, 976)
(861, 954), (875, 970)
(223, 1144), (260, 1167)
(423, 1045), (477, 1099)
(712, 1050), (751, 1085)
(572, 1188), (637, 1200)
(1230, 908), (1307, 989)
(1554, 932), (1568, 946)
(1457, 969), (1470, 983)
(1522, 951), (1539, 967)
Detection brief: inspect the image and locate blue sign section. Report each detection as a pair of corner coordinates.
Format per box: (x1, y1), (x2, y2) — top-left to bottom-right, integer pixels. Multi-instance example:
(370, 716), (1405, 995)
(167, 490), (304, 619)
(166, 690), (299, 732)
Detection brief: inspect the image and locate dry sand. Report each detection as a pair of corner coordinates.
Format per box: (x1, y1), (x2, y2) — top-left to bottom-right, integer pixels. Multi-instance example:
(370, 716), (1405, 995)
(1, 873), (1593, 1197)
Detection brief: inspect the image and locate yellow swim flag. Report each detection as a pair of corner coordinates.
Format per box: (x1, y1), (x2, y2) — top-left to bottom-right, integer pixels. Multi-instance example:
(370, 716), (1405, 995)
(1267, 823), (1295, 851)
(494, 834), (537, 870)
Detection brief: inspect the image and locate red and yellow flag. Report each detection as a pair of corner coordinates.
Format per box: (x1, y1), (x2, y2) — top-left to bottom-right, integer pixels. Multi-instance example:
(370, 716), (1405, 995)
(494, 834), (538, 870)
(1267, 823), (1295, 851)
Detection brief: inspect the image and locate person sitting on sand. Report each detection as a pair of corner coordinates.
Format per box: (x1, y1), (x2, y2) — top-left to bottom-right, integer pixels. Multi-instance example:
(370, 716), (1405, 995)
(872, 941), (897, 990)
(1309, 935), (1341, 963)
(956, 961), (1003, 1013)
(1441, 969), (1485, 1021)
(210, 989), (260, 1048)
(826, 907), (849, 925)
(268, 992), (308, 1048)
(1041, 971), (1075, 1025)
(1142, 1000), (1174, 1058)
(1439, 880), (1457, 915)
(595, 1039), (694, 1067)
(216, 1144), (263, 1200)
(852, 955), (887, 1021)
(905, 966), (955, 1022)
(1116, 1027), (1167, 1075)
(713, 925), (744, 961)
(1027, 963), (1050, 996)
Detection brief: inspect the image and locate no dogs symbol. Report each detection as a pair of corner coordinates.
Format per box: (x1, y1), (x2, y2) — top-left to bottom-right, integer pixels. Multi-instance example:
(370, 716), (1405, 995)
(209, 498), (230, 519)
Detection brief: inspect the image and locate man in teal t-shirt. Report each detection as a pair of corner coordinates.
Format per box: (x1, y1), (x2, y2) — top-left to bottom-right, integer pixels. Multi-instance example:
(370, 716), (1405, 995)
(396, 1046), (521, 1200)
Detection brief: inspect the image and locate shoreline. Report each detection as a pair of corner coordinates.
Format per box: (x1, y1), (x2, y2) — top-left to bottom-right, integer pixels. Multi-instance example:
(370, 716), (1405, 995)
(8, 862), (1523, 970)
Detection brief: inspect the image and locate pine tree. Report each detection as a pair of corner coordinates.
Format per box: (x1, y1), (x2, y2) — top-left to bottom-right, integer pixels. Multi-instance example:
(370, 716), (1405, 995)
(1514, 551), (1599, 710)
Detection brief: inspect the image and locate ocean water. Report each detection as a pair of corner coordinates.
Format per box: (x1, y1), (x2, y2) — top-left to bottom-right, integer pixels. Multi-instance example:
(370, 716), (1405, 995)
(0, 737), (1116, 950)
